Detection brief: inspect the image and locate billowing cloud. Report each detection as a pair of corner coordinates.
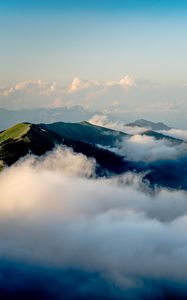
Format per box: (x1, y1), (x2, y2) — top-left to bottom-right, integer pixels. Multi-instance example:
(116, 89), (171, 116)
(69, 75), (135, 92)
(0, 146), (187, 300)
(14, 80), (43, 93)
(106, 75), (135, 88)
(113, 135), (186, 162)
(69, 77), (100, 92)
(1, 80), (61, 96)
(119, 75), (135, 87)
(0, 75), (139, 110)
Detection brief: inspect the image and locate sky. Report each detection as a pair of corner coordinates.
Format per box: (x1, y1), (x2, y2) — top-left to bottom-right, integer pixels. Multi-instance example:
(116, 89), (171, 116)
(1, 0), (187, 84)
(0, 0), (187, 127)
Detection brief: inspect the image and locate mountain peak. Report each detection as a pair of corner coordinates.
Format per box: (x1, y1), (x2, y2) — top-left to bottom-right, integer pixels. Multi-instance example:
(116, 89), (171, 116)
(126, 119), (171, 130)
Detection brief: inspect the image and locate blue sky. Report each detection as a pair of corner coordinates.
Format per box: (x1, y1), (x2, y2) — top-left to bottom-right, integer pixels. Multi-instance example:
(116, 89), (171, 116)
(0, 0), (187, 84)
(1, 1), (187, 14)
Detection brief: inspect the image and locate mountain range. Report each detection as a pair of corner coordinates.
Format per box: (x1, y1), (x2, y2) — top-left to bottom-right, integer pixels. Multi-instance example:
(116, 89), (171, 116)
(0, 120), (186, 190)
(0, 107), (173, 131)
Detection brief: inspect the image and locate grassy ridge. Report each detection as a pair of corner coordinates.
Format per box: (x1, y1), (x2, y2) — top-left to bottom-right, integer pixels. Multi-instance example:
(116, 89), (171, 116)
(0, 123), (31, 144)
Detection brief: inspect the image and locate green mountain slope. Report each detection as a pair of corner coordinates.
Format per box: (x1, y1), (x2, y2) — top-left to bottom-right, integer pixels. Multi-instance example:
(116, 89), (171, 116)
(0, 123), (31, 143)
(0, 123), (60, 166)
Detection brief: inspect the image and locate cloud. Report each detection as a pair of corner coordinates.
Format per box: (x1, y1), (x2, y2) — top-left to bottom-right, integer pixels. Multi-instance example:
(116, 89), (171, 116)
(119, 75), (135, 87)
(69, 75), (135, 92)
(69, 77), (100, 92)
(89, 115), (187, 162)
(114, 134), (186, 162)
(38, 146), (96, 177)
(89, 114), (124, 130)
(89, 114), (148, 134)
(106, 75), (135, 88)
(1, 80), (59, 96)
(0, 80), (65, 109)
(0, 86), (14, 96)
(0, 146), (187, 299)
(69, 77), (83, 92)
(14, 80), (43, 93)
(0, 75), (135, 110)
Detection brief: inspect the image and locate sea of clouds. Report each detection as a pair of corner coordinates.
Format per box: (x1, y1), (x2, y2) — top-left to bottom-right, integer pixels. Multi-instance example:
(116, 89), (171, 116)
(0, 146), (187, 299)
(89, 114), (187, 162)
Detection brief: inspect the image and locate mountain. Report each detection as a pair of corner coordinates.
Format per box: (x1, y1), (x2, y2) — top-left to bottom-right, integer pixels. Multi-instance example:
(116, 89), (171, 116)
(0, 122), (130, 175)
(126, 119), (171, 130)
(0, 121), (186, 190)
(40, 121), (128, 146)
(0, 106), (95, 131)
(141, 130), (183, 144)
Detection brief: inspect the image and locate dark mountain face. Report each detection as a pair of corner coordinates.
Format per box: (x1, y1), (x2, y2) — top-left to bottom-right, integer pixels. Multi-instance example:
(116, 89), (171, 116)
(126, 119), (171, 130)
(40, 121), (128, 147)
(0, 121), (186, 190)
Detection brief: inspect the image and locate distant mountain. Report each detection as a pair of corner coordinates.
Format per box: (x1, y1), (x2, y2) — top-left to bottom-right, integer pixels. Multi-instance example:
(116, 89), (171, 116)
(126, 119), (171, 130)
(0, 106), (95, 131)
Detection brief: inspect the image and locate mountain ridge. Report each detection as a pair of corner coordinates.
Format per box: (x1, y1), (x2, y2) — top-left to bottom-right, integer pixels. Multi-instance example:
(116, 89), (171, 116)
(0, 122), (131, 175)
(126, 119), (171, 130)
(0, 120), (186, 190)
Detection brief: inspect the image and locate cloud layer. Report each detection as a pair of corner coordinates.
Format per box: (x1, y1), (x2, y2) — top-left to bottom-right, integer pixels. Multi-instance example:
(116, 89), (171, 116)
(89, 114), (187, 162)
(0, 147), (187, 299)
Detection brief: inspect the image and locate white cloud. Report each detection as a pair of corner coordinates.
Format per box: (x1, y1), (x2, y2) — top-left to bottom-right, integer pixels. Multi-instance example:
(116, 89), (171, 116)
(14, 80), (43, 92)
(2, 80), (62, 96)
(69, 75), (135, 92)
(119, 75), (135, 87)
(40, 146), (96, 177)
(106, 75), (135, 88)
(0, 87), (14, 96)
(69, 77), (100, 92)
(69, 77), (84, 92)
(104, 133), (186, 162)
(0, 147), (187, 291)
(117, 134), (186, 162)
